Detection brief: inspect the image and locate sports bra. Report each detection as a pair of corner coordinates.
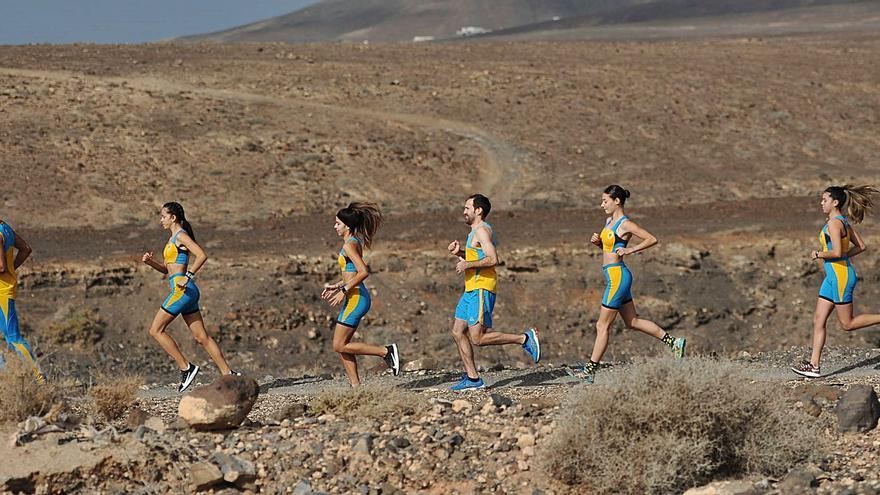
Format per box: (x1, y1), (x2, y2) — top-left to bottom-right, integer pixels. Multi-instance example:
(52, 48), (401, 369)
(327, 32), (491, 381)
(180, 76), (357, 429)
(163, 230), (189, 266)
(337, 237), (361, 273)
(601, 216), (629, 253)
(820, 215), (851, 262)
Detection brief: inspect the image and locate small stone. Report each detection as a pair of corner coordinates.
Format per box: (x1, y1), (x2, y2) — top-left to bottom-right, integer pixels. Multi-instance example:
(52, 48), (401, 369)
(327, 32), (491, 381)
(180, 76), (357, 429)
(683, 480), (757, 495)
(353, 434), (374, 455)
(778, 466), (819, 493)
(213, 452), (256, 485)
(144, 416), (166, 434)
(292, 480), (313, 495)
(517, 434), (536, 448)
(835, 385), (880, 433)
(190, 462), (224, 491)
(127, 407), (149, 430)
(452, 400), (472, 413)
(489, 394), (514, 408)
(389, 437), (411, 449)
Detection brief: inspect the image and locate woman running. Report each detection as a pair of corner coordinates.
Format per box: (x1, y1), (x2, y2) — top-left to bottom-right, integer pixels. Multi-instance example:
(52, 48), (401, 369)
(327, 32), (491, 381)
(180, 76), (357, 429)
(792, 185), (880, 378)
(322, 202), (400, 386)
(141, 202), (237, 393)
(0, 218), (43, 382)
(580, 185), (686, 383)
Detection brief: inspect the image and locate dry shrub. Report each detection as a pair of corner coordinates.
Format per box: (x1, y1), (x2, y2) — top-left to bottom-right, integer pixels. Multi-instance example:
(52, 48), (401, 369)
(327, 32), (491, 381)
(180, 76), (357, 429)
(309, 383), (424, 420)
(89, 375), (143, 421)
(0, 351), (65, 423)
(43, 308), (105, 348)
(543, 357), (819, 494)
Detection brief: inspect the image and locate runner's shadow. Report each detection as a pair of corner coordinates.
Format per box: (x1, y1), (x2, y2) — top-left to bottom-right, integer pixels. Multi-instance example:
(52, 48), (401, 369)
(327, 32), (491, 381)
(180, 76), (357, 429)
(401, 372), (467, 390)
(822, 354), (880, 378)
(489, 369), (574, 389)
(259, 374), (333, 393)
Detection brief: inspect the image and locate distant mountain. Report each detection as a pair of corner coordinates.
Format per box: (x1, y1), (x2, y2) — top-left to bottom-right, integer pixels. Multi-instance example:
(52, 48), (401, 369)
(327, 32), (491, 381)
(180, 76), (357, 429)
(184, 0), (877, 42)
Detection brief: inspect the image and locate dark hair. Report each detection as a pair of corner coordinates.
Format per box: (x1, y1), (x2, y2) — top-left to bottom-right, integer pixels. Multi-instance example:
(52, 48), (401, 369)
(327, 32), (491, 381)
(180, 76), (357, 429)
(337, 202), (383, 249)
(825, 185), (879, 224)
(468, 194), (492, 218)
(604, 185), (631, 206)
(163, 201), (195, 240)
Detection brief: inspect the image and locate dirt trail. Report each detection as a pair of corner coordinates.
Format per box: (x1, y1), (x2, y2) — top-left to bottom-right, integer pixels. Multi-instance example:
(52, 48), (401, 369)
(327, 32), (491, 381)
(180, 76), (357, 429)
(0, 67), (529, 207)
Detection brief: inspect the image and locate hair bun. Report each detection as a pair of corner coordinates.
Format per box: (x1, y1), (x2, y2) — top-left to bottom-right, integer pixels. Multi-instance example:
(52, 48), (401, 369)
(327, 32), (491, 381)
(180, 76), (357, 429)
(624, 189), (631, 198)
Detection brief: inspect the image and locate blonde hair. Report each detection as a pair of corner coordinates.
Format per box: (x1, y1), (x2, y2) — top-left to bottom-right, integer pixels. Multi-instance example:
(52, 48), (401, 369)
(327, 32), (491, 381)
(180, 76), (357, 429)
(337, 202), (383, 249)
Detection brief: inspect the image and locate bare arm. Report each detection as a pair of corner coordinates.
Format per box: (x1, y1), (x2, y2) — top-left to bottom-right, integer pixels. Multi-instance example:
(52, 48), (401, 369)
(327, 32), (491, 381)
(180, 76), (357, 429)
(447, 240), (465, 258)
(340, 242), (370, 289)
(846, 225), (866, 258)
(12, 229), (32, 269)
(141, 251), (168, 274)
(176, 232), (208, 275)
(460, 227), (497, 269)
(0, 232), (6, 274)
(617, 220), (658, 255)
(816, 219), (845, 260)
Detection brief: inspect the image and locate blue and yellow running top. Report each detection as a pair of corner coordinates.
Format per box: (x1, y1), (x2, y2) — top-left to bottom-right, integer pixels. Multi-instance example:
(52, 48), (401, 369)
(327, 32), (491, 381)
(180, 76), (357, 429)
(163, 230), (190, 266)
(337, 237), (362, 273)
(818, 215), (857, 304)
(0, 222), (17, 299)
(464, 222), (497, 293)
(601, 216), (630, 253)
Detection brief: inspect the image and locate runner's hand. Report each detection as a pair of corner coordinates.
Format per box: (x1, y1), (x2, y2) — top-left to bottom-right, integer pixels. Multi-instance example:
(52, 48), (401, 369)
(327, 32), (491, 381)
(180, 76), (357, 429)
(448, 240), (460, 255)
(455, 257), (468, 274)
(142, 251), (154, 264)
(328, 290), (345, 307)
(321, 283), (340, 300)
(615, 247), (634, 256)
(175, 276), (189, 289)
(590, 233), (601, 246)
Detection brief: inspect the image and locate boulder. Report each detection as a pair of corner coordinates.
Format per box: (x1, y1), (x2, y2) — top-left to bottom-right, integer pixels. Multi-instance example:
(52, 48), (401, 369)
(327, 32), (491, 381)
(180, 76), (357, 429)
(190, 462), (223, 492)
(834, 385), (880, 433)
(178, 375), (259, 430)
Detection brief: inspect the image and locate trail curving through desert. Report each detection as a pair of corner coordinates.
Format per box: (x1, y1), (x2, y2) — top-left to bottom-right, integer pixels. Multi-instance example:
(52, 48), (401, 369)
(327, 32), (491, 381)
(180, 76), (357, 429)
(0, 67), (531, 208)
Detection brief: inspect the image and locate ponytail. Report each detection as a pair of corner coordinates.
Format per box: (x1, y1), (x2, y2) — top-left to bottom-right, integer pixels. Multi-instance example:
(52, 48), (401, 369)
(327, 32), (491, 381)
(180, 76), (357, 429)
(825, 185), (879, 224)
(163, 201), (196, 240)
(336, 202), (383, 249)
(604, 184), (631, 206)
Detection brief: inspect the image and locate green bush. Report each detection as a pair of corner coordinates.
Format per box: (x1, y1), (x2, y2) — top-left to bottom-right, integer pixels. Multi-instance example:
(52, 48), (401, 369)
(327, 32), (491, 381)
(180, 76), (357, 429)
(543, 357), (819, 494)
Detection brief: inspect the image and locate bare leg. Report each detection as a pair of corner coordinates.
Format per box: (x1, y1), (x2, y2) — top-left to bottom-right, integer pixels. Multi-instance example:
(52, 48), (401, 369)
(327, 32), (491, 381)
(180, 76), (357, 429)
(468, 326), (527, 346)
(810, 298), (835, 367)
(834, 303), (880, 331)
(618, 301), (666, 340)
(148, 310), (188, 370)
(590, 307), (619, 363)
(451, 318), (479, 379)
(333, 324), (362, 386)
(182, 312), (231, 375)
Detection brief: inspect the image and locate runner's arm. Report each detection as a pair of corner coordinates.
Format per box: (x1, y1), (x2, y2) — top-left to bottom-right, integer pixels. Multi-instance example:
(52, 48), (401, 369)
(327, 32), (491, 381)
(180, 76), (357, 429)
(176, 232), (208, 275)
(617, 220), (657, 255)
(339, 242), (369, 289)
(846, 225), (867, 258)
(12, 229), (32, 269)
(462, 227), (497, 269)
(816, 219), (845, 259)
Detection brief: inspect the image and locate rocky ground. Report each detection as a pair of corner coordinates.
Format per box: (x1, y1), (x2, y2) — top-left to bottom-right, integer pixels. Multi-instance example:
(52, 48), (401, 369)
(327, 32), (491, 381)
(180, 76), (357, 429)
(2, 348), (879, 494)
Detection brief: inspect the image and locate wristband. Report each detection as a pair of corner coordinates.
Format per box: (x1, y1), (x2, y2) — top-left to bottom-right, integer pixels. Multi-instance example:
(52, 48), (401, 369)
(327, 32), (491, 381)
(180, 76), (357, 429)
(340, 285), (348, 294)
(185, 270), (196, 279)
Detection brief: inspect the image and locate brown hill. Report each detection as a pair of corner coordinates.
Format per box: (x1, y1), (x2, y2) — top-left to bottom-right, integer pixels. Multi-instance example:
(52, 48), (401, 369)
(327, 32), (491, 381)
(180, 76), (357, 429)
(185, 0), (875, 42)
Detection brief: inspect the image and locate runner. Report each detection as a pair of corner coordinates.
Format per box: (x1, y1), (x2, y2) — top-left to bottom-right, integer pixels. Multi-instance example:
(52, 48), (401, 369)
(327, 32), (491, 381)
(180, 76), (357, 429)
(0, 218), (44, 382)
(322, 202), (400, 386)
(792, 185), (880, 378)
(141, 202), (237, 393)
(580, 185), (686, 383)
(447, 194), (540, 391)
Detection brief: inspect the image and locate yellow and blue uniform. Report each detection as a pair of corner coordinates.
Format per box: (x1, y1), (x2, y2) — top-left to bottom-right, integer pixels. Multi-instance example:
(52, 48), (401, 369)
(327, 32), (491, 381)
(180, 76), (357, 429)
(600, 216), (634, 310)
(336, 237), (371, 328)
(818, 215), (857, 305)
(0, 221), (43, 381)
(455, 223), (498, 327)
(160, 230), (201, 316)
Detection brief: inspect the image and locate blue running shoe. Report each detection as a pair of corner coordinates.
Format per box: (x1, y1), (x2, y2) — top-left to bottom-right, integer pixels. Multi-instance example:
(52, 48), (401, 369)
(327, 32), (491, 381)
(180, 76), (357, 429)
(450, 375), (485, 391)
(522, 328), (540, 363)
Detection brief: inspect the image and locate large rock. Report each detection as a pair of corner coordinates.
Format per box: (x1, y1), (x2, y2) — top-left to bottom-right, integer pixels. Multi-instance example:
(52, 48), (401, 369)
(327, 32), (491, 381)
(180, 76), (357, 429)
(178, 375), (259, 430)
(683, 480), (757, 495)
(834, 385), (880, 433)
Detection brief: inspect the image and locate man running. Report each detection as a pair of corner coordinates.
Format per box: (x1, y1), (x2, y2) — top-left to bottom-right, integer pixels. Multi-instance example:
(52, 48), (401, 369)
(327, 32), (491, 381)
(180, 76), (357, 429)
(447, 194), (540, 391)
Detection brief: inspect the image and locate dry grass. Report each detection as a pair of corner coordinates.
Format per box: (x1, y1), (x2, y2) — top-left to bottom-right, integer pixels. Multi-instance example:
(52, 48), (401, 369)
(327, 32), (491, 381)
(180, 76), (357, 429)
(88, 374), (143, 421)
(0, 351), (66, 423)
(543, 357), (819, 494)
(42, 308), (105, 348)
(309, 383), (424, 420)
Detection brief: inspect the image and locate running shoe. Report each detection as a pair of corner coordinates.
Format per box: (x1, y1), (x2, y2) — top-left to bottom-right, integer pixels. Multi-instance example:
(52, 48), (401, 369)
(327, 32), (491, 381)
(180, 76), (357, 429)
(522, 328), (541, 363)
(791, 361), (821, 378)
(573, 364), (596, 384)
(450, 375), (485, 391)
(671, 337), (687, 360)
(178, 363), (200, 393)
(384, 343), (401, 376)
(227, 370), (242, 377)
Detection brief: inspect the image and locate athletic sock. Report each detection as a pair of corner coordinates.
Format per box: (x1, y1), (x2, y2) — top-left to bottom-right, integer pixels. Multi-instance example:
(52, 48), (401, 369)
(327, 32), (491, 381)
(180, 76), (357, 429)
(584, 360), (599, 375)
(660, 333), (675, 348)
(467, 376), (481, 382)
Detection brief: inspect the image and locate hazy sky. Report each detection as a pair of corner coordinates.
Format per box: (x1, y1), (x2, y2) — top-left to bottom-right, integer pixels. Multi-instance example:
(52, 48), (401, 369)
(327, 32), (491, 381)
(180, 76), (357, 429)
(0, 0), (318, 45)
